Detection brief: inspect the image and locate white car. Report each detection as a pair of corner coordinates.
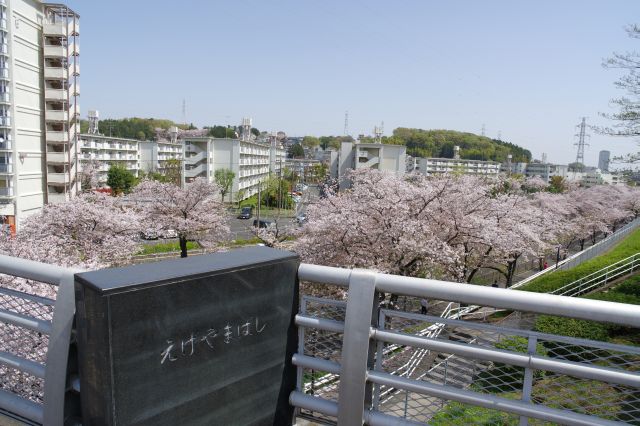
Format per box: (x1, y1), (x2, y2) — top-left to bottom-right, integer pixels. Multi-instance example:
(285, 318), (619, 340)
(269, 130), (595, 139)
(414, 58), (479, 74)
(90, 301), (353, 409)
(159, 229), (178, 239)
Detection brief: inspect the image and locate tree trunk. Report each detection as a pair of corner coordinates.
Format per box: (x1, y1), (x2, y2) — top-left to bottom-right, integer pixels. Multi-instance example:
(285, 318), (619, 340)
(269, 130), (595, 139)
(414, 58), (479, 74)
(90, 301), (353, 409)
(179, 235), (188, 258)
(580, 239), (585, 251)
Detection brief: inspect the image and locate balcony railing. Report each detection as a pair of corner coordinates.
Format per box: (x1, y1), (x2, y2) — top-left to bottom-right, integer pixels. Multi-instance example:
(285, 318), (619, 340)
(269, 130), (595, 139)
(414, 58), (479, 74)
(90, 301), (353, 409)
(0, 163), (12, 173)
(0, 186), (12, 196)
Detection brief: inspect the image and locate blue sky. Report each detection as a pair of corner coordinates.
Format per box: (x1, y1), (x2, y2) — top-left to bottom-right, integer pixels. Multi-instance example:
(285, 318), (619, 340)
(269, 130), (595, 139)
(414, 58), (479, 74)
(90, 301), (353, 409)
(66, 0), (640, 166)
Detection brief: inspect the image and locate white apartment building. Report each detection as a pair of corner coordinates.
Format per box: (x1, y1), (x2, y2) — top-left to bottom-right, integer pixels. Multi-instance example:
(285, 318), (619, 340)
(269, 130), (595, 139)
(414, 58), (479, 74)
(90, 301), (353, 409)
(411, 157), (501, 177)
(0, 2), (79, 231)
(139, 128), (183, 175)
(79, 134), (139, 186)
(182, 135), (286, 201)
(329, 141), (406, 190)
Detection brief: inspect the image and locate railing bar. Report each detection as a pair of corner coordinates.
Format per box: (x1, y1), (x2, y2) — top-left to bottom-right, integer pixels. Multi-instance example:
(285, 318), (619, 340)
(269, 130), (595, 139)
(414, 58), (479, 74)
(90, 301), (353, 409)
(290, 391), (338, 417)
(373, 329), (640, 388)
(373, 275), (640, 328)
(295, 314), (345, 334)
(367, 371), (621, 426)
(381, 308), (640, 354)
(0, 254), (80, 286)
(0, 351), (45, 378)
(0, 388), (43, 424)
(299, 265), (640, 327)
(0, 308), (52, 334)
(299, 263), (350, 287)
(0, 287), (55, 306)
(293, 354), (341, 375)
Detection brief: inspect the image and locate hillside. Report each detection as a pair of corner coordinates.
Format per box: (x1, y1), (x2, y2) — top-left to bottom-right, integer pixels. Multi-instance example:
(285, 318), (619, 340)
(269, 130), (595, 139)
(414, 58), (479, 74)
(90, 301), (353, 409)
(79, 118), (192, 140)
(391, 128), (532, 162)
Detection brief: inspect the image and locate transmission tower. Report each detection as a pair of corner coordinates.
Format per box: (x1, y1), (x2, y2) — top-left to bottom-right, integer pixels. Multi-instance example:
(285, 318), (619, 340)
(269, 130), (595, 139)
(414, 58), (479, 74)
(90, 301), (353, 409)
(182, 99), (186, 126)
(344, 111), (349, 136)
(481, 123), (486, 137)
(574, 117), (590, 165)
(497, 130), (502, 140)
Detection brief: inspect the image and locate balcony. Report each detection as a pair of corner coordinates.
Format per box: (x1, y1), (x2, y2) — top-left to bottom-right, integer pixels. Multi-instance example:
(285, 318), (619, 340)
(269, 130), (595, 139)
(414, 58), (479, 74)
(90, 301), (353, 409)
(0, 187), (12, 197)
(43, 44), (66, 58)
(0, 116), (10, 127)
(0, 93), (9, 104)
(47, 192), (67, 203)
(47, 151), (67, 163)
(0, 67), (8, 80)
(45, 88), (67, 101)
(44, 67), (66, 79)
(0, 163), (12, 173)
(46, 130), (69, 142)
(47, 173), (69, 184)
(43, 22), (66, 37)
(46, 110), (68, 122)
(0, 140), (10, 150)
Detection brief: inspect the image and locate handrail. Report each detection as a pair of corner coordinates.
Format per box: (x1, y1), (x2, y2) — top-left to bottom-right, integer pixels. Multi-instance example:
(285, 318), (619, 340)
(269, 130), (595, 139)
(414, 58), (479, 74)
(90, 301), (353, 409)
(0, 255), (78, 426)
(552, 252), (640, 297)
(299, 264), (640, 328)
(294, 264), (640, 425)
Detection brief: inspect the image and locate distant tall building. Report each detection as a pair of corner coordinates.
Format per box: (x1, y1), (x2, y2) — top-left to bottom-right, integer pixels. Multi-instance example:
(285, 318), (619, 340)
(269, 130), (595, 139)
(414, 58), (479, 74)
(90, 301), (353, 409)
(598, 150), (611, 172)
(0, 2), (80, 230)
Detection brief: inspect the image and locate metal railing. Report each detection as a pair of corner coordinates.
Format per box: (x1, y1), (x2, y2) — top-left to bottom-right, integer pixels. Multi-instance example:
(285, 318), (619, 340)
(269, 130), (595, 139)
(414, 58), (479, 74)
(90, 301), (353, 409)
(0, 255), (76, 426)
(293, 264), (640, 425)
(551, 252), (640, 297)
(513, 217), (640, 289)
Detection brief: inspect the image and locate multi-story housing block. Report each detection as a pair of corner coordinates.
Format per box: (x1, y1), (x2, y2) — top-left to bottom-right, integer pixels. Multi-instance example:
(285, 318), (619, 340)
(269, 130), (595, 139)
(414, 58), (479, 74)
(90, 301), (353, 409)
(182, 135), (285, 201)
(43, 4), (79, 204)
(0, 1), (79, 231)
(412, 157), (501, 177)
(329, 141), (406, 189)
(79, 134), (139, 185)
(139, 127), (183, 175)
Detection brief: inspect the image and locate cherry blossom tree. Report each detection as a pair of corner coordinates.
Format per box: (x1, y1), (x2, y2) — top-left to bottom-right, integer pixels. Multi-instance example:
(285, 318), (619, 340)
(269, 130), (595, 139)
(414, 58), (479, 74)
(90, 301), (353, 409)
(0, 193), (142, 298)
(132, 178), (229, 257)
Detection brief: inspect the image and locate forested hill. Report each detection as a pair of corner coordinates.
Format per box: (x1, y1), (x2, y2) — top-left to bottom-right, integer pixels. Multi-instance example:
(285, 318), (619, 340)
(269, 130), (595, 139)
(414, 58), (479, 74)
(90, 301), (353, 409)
(79, 118), (193, 140)
(390, 128), (532, 162)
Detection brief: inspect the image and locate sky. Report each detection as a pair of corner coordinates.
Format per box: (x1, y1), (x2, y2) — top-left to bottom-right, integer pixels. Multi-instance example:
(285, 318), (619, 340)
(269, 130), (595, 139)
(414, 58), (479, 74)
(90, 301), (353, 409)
(66, 0), (640, 167)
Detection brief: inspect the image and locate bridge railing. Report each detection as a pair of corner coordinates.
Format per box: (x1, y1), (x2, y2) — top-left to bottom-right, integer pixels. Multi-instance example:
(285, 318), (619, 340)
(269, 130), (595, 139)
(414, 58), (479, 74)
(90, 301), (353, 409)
(0, 255), (77, 426)
(292, 263), (640, 425)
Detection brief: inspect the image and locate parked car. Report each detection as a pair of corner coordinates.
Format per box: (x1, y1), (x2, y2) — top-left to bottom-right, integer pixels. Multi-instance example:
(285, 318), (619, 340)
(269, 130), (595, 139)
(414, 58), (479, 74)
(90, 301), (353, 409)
(140, 229), (158, 240)
(237, 206), (253, 219)
(253, 219), (272, 228)
(159, 229), (178, 239)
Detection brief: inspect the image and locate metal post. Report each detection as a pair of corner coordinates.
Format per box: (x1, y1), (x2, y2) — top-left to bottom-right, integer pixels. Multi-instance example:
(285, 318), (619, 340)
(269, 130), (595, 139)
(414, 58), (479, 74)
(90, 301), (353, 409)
(555, 246), (560, 269)
(295, 297), (307, 419)
(337, 269), (378, 425)
(43, 272), (76, 426)
(372, 310), (386, 410)
(519, 336), (537, 426)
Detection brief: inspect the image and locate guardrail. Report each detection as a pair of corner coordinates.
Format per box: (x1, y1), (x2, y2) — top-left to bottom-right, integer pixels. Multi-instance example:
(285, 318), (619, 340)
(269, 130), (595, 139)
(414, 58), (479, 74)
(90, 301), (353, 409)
(0, 255), (77, 425)
(293, 264), (640, 425)
(551, 252), (640, 297)
(513, 217), (640, 290)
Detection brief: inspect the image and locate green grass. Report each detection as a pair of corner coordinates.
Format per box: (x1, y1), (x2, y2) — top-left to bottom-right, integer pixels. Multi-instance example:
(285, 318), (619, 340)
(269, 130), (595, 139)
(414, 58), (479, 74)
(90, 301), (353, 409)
(534, 273), (640, 343)
(138, 241), (200, 255)
(519, 228), (640, 294)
